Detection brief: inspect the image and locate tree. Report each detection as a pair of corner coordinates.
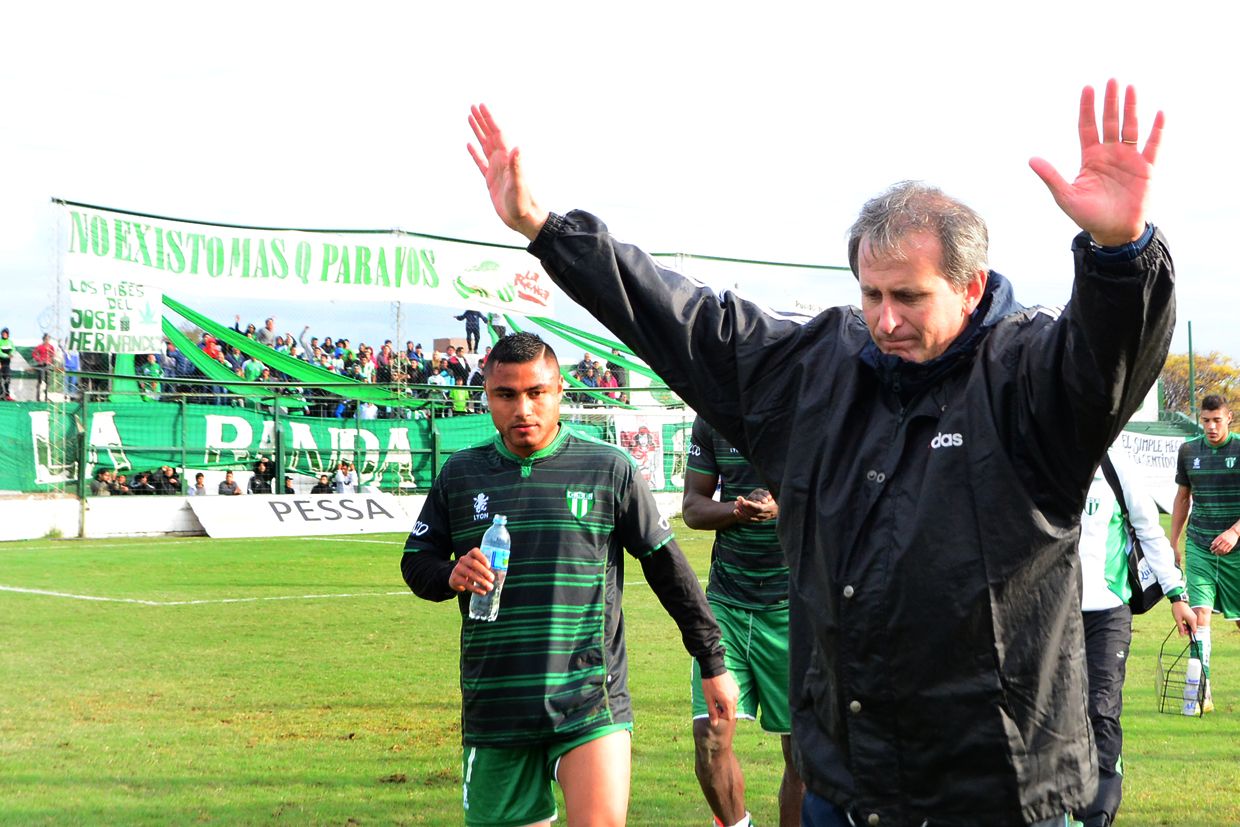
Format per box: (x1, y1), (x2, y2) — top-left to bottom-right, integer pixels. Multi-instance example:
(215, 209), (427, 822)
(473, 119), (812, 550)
(1160, 351), (1240, 415)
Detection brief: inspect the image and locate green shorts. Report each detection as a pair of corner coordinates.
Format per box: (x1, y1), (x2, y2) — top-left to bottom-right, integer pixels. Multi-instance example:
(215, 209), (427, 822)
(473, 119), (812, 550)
(692, 600), (790, 734)
(460, 723), (631, 827)
(1185, 537), (1240, 621)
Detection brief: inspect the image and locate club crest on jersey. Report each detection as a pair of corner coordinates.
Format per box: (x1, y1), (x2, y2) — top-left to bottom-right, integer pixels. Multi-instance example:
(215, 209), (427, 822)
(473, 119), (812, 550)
(1229, 457), (1237, 469)
(567, 490), (594, 519)
(473, 492), (490, 521)
(1194, 458), (1201, 469)
(1085, 497), (1100, 516)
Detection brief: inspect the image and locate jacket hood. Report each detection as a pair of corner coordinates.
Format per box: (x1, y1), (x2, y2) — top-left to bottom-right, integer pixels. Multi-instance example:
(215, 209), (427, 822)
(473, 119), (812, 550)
(861, 271), (1021, 405)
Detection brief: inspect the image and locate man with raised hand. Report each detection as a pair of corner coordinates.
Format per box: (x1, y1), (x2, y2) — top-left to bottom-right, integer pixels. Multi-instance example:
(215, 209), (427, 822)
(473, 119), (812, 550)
(683, 415), (803, 827)
(466, 80), (1173, 827)
(1170, 393), (1240, 714)
(401, 332), (737, 827)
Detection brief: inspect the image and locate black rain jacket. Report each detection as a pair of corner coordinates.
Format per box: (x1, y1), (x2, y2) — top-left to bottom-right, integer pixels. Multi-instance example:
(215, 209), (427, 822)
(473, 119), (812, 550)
(528, 211), (1175, 827)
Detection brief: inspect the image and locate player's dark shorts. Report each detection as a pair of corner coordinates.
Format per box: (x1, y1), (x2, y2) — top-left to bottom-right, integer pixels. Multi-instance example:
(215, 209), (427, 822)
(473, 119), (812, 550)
(691, 599), (790, 734)
(461, 723), (631, 827)
(1185, 536), (1240, 620)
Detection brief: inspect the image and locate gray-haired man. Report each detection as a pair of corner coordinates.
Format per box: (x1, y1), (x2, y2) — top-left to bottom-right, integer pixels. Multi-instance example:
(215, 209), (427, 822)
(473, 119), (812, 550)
(467, 79), (1174, 827)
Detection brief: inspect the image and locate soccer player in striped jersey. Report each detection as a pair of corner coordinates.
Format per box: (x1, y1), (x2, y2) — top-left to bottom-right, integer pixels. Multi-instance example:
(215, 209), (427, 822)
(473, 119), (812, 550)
(683, 417), (803, 827)
(1171, 393), (1240, 713)
(402, 332), (739, 827)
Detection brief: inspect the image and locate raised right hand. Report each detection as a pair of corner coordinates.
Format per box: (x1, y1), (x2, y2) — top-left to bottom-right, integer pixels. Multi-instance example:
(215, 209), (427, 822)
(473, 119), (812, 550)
(467, 104), (549, 241)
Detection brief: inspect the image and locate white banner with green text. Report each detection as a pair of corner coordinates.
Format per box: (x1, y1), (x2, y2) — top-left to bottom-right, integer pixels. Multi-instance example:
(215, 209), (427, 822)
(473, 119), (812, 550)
(57, 201), (557, 316)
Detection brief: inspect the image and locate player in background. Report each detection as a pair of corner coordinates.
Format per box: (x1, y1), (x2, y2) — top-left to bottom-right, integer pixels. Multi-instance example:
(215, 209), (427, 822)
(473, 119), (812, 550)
(401, 332), (738, 827)
(1170, 393), (1240, 713)
(683, 416), (803, 827)
(1075, 445), (1194, 826)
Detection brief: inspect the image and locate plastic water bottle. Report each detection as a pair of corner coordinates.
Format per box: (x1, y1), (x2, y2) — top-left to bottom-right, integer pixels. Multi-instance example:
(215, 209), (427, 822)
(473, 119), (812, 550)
(469, 515), (510, 621)
(1182, 657), (1203, 716)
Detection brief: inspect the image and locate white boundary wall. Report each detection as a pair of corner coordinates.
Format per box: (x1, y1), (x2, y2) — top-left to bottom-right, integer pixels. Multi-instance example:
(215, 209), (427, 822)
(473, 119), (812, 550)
(0, 491), (687, 543)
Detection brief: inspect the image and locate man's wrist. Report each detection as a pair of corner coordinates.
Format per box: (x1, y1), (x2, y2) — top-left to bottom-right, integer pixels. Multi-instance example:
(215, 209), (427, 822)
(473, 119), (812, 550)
(1167, 590), (1188, 604)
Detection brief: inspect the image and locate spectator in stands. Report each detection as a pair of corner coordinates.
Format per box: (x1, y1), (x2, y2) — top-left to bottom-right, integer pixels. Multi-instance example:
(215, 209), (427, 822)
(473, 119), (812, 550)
(300, 326), (317, 356)
(575, 352), (592, 378)
(90, 469), (113, 496)
(360, 400), (379, 420)
(283, 475), (295, 495)
(226, 346), (245, 374)
(334, 460), (357, 493)
(248, 459), (273, 494)
(156, 466), (180, 495)
(287, 343), (301, 363)
(233, 317), (258, 339)
(413, 343), (429, 371)
(377, 344), (395, 383)
(455, 309), (485, 353)
(63, 349), (80, 399)
(32, 334), (56, 401)
(607, 349), (629, 404)
(110, 473), (131, 495)
(139, 353), (164, 400)
(311, 474), (334, 494)
(256, 317), (277, 347)
(188, 473), (207, 496)
(450, 347), (471, 383)
(581, 367), (599, 388)
(202, 334), (222, 361)
(450, 377), (469, 416)
(479, 346), (491, 369)
(0, 327), (13, 401)
(488, 311), (506, 339)
(218, 471), (242, 496)
(600, 367), (620, 400)
(242, 354), (265, 382)
(130, 472), (157, 495)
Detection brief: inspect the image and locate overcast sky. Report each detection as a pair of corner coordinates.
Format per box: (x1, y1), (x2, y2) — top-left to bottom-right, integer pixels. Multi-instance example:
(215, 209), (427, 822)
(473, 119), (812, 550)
(3, 1), (1237, 355)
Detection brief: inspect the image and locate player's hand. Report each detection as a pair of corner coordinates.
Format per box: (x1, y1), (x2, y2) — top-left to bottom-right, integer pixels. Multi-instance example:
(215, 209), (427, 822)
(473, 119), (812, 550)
(1210, 528), (1237, 555)
(734, 489), (777, 523)
(1172, 600), (1197, 637)
(449, 548), (494, 595)
(467, 104), (549, 241)
(1029, 79), (1164, 247)
(701, 671), (739, 726)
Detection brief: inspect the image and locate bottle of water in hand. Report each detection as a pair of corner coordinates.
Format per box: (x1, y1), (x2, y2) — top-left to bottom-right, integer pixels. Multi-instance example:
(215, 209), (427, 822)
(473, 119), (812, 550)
(469, 515), (510, 622)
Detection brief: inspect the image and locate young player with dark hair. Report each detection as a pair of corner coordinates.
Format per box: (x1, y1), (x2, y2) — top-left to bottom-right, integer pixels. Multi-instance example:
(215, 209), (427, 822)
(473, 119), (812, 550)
(402, 332), (738, 827)
(1170, 393), (1240, 713)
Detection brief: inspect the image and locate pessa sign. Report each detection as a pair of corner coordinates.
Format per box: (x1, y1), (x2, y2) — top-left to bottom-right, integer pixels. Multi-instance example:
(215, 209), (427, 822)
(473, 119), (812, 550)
(188, 493), (414, 539)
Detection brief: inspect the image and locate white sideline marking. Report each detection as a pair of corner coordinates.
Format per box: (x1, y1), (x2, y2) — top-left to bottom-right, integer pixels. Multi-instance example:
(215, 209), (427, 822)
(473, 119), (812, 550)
(0, 585), (412, 606)
(0, 578), (704, 605)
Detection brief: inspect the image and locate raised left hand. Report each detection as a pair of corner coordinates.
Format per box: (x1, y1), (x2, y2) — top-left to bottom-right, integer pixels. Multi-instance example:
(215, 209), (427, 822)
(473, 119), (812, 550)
(1029, 79), (1164, 247)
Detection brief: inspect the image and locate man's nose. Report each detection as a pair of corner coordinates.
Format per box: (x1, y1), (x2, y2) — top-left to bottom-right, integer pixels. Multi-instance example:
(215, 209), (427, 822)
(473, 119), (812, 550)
(878, 302), (901, 334)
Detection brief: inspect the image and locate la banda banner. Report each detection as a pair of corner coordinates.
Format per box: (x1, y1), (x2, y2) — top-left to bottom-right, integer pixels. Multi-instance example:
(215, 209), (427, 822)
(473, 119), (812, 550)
(56, 201), (557, 315)
(187, 493), (413, 539)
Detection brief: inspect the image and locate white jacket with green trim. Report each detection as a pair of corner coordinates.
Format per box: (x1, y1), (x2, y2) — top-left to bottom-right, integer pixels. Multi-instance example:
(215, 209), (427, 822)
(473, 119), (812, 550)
(1079, 446), (1185, 612)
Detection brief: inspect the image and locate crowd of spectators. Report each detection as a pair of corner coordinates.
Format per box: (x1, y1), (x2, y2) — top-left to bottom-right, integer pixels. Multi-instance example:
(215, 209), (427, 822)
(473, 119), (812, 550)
(569, 349), (629, 405)
(126, 312), (506, 419)
(88, 459), (369, 497)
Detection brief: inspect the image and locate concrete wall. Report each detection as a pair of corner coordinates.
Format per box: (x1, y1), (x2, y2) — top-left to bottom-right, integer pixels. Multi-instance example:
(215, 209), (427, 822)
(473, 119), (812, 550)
(0, 491), (688, 544)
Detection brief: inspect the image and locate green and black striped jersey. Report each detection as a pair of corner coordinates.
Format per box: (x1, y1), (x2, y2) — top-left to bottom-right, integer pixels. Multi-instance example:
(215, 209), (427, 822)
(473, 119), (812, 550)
(402, 424), (723, 747)
(687, 416), (788, 610)
(1177, 432), (1240, 548)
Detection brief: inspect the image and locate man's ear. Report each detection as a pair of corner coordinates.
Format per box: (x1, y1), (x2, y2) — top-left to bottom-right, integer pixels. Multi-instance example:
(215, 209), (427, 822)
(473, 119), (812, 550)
(963, 269), (988, 315)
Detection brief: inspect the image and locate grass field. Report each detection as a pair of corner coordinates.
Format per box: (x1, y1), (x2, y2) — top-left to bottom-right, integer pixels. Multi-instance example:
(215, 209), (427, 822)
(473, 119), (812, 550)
(1, 519), (1238, 826)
